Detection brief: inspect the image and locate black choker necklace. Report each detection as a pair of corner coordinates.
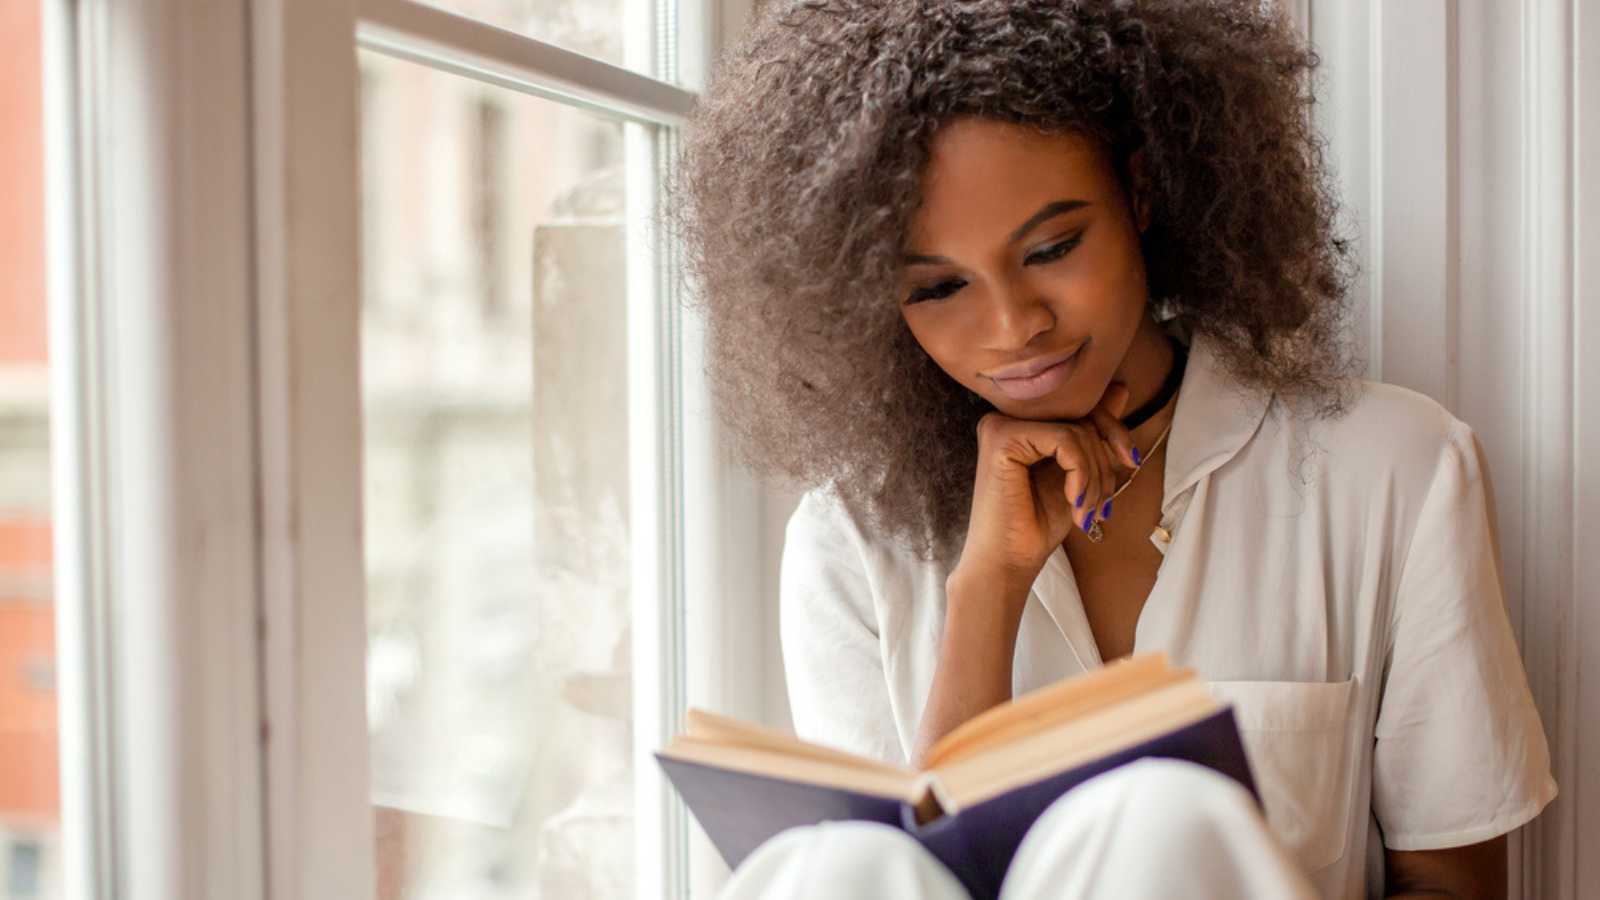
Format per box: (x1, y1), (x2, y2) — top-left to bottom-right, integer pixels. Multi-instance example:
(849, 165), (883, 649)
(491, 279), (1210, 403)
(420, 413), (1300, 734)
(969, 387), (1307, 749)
(1119, 337), (1187, 431)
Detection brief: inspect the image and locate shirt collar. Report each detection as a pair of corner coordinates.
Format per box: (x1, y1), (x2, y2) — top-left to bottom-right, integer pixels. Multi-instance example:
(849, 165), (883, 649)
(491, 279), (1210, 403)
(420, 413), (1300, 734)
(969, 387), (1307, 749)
(1159, 322), (1274, 513)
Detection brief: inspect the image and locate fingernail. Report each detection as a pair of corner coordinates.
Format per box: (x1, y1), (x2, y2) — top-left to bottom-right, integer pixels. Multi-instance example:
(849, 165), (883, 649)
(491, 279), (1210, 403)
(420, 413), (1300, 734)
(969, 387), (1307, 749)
(1101, 499), (1112, 520)
(1075, 487), (1086, 508)
(1131, 446), (1142, 465)
(1083, 510), (1095, 530)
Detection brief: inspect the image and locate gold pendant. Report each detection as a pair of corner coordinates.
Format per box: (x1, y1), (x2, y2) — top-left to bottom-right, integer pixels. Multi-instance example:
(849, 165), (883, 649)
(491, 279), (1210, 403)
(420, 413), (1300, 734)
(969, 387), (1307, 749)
(1086, 519), (1105, 543)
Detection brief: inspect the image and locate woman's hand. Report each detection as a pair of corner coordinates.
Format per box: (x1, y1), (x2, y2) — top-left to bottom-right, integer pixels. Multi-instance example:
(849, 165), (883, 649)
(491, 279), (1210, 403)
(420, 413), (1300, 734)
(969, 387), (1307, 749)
(913, 382), (1141, 767)
(952, 382), (1139, 597)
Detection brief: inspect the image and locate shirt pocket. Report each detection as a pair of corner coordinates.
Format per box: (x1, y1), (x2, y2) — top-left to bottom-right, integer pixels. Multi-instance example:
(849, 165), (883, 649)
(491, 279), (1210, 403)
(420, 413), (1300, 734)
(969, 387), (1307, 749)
(1204, 677), (1357, 874)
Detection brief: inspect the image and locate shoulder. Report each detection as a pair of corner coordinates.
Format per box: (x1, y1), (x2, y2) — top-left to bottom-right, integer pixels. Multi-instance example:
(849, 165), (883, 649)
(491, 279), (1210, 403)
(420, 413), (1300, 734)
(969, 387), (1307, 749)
(785, 480), (934, 568)
(781, 480), (948, 615)
(781, 481), (872, 593)
(785, 481), (866, 554)
(1273, 376), (1475, 489)
(778, 482), (887, 644)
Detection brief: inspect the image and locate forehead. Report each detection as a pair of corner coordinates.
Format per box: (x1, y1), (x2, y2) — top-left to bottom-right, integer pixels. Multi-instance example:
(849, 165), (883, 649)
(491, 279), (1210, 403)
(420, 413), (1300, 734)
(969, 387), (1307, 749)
(910, 117), (1115, 238)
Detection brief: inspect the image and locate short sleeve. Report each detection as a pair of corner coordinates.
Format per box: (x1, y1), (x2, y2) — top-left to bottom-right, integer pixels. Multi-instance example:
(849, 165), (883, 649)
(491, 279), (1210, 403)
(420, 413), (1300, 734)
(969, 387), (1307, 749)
(1372, 419), (1559, 849)
(778, 487), (907, 766)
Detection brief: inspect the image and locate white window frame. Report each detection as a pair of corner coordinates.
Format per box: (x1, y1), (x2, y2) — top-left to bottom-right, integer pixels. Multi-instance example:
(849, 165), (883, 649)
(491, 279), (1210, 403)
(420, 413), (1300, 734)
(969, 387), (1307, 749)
(43, 0), (766, 898)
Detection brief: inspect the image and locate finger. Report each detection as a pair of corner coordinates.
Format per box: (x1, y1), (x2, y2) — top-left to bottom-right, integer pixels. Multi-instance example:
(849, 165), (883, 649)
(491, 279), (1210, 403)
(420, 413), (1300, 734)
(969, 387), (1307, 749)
(1098, 380), (1133, 419)
(1093, 437), (1118, 523)
(1089, 382), (1138, 468)
(1080, 432), (1109, 529)
(983, 414), (1080, 497)
(1054, 453), (1079, 525)
(1070, 426), (1104, 533)
(1084, 425), (1110, 523)
(982, 413), (1075, 469)
(984, 416), (1103, 529)
(1089, 403), (1139, 470)
(1053, 441), (1091, 522)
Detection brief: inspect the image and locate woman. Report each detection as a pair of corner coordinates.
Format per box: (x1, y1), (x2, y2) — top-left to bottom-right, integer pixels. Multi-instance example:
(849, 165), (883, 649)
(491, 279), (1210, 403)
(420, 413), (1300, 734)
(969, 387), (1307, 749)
(667, 1), (1557, 897)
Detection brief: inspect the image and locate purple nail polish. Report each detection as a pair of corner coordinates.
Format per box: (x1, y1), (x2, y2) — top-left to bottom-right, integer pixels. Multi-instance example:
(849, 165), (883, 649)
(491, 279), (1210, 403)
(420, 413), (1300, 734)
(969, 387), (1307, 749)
(1102, 499), (1112, 519)
(1083, 510), (1095, 530)
(1132, 446), (1142, 465)
(1075, 487), (1086, 508)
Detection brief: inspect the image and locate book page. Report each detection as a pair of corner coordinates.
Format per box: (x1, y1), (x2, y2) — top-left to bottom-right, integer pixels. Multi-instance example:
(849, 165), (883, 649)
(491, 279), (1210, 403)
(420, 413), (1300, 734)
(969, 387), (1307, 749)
(931, 680), (1219, 810)
(682, 707), (913, 778)
(924, 651), (1184, 768)
(659, 737), (925, 801)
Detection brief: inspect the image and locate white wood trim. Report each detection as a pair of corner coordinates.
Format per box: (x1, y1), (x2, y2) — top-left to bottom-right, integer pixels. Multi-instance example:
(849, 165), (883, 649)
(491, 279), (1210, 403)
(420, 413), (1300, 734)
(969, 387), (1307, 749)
(47, 2), (269, 898)
(680, 259), (772, 900)
(250, 2), (377, 899)
(1517, 0), (1580, 896)
(1307, 1), (1376, 372)
(626, 121), (684, 900)
(356, 0), (697, 126)
(1375, 0), (1458, 408)
(1364, 0), (1384, 381)
(42, 3), (116, 897)
(676, 2), (774, 893)
(1572, 0), (1599, 893)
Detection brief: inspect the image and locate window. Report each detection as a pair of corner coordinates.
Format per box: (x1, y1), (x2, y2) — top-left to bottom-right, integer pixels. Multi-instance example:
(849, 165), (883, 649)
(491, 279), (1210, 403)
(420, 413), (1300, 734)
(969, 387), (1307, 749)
(415, 0), (666, 81)
(359, 51), (645, 899)
(42, 0), (766, 896)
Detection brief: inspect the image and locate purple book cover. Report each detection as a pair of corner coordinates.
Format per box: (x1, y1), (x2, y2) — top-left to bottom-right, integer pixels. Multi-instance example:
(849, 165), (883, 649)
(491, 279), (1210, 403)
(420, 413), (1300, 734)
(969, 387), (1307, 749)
(656, 705), (1257, 900)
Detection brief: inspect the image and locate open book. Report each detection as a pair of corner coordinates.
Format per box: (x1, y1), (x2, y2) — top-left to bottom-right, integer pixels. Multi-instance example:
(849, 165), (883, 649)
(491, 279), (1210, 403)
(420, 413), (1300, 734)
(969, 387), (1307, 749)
(654, 651), (1258, 900)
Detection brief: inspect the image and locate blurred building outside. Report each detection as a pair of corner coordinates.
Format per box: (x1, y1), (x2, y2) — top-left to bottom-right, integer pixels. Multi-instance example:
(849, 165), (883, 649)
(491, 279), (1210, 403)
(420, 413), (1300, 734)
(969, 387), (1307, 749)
(0, 2), (61, 899)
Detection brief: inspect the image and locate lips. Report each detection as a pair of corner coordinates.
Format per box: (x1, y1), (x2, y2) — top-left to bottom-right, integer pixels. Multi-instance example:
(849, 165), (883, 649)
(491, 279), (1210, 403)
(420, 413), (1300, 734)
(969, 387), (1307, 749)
(988, 341), (1086, 402)
(986, 342), (1085, 380)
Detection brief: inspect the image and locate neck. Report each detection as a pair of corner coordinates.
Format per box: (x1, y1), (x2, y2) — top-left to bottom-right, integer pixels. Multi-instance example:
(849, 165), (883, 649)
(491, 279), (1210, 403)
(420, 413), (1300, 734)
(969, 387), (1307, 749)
(1113, 315), (1181, 453)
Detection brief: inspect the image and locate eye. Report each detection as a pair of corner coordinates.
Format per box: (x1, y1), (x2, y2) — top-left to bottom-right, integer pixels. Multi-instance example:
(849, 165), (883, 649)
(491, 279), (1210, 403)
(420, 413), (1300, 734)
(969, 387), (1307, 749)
(906, 279), (966, 305)
(903, 233), (1083, 306)
(1025, 235), (1082, 265)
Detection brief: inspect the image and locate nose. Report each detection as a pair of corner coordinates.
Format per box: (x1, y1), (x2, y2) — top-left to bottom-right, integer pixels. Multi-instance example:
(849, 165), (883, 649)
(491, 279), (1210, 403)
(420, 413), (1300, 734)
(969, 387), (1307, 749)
(985, 278), (1056, 352)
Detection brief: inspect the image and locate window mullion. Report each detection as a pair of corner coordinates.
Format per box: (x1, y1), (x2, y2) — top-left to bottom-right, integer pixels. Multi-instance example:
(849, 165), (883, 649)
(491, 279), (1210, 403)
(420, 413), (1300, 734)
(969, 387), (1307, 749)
(356, 0), (697, 127)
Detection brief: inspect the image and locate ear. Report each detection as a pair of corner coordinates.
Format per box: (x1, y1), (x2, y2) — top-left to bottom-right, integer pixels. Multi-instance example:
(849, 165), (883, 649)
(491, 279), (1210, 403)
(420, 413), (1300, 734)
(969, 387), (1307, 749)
(1127, 147), (1152, 234)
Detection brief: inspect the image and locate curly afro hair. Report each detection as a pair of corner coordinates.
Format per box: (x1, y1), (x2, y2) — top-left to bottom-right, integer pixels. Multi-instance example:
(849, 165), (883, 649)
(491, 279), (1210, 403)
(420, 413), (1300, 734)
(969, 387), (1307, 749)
(665, 0), (1361, 563)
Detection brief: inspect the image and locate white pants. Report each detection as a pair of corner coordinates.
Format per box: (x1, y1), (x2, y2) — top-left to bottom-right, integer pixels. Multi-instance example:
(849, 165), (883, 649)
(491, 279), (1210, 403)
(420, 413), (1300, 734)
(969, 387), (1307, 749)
(716, 757), (1319, 899)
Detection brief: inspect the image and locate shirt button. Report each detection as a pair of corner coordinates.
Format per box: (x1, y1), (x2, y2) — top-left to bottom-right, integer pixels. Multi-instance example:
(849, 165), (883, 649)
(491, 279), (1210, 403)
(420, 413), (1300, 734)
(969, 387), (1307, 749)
(1152, 525), (1172, 543)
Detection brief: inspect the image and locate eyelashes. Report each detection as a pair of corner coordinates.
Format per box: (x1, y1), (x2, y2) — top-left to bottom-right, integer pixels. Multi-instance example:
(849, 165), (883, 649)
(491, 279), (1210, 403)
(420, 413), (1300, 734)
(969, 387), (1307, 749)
(904, 235), (1083, 305)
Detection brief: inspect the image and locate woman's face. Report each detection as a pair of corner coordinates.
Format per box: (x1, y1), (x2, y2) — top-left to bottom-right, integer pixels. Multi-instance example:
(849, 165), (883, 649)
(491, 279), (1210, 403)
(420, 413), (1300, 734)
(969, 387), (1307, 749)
(899, 117), (1157, 422)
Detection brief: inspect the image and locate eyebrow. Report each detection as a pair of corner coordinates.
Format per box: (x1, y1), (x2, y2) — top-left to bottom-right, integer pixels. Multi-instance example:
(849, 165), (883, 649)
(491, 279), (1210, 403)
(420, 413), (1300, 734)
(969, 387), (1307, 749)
(902, 198), (1092, 266)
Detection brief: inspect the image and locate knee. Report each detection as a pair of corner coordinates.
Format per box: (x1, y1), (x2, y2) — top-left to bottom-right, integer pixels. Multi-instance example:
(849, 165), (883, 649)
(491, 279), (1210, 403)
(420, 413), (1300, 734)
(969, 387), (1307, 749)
(1035, 757), (1261, 844)
(720, 820), (966, 900)
(1114, 757), (1258, 820)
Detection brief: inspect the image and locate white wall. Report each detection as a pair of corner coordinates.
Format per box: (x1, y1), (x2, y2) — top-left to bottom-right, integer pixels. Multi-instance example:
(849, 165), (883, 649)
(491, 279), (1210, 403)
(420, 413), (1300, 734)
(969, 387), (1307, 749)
(750, 2), (1598, 896)
(1310, 1), (1595, 896)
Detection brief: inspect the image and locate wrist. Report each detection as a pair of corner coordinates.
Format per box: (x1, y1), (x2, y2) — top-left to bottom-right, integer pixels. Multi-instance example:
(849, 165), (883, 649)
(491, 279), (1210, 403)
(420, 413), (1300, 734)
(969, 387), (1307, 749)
(945, 566), (1031, 633)
(947, 562), (1036, 606)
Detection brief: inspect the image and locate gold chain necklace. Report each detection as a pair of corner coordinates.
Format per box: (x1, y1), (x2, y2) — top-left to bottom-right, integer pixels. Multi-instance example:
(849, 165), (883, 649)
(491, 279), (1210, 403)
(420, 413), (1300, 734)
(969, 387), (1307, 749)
(1085, 392), (1177, 544)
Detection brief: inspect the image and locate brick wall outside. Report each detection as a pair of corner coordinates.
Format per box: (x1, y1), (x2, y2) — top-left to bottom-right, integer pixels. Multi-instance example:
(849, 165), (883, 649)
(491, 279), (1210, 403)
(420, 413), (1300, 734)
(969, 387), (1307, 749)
(0, 0), (60, 834)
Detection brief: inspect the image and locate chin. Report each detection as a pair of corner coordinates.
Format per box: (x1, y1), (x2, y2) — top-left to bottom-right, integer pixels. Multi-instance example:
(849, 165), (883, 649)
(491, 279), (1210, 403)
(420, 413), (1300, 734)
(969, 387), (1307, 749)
(990, 390), (1093, 423)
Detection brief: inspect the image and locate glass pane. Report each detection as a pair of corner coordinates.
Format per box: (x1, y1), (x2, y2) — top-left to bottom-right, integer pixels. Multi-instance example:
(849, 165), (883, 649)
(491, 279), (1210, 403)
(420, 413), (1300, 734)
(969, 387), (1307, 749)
(419, 0), (666, 83)
(360, 50), (646, 900)
(0, 3), (61, 899)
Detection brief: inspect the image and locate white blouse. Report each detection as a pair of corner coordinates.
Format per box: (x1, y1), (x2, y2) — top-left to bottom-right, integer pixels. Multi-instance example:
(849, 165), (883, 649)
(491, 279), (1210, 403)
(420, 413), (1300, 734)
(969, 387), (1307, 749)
(777, 325), (1558, 900)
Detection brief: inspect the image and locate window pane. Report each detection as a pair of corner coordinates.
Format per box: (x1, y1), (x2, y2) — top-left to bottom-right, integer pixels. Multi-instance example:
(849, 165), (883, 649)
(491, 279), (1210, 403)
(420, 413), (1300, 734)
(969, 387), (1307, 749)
(419, 0), (667, 82)
(0, 3), (60, 899)
(360, 50), (646, 900)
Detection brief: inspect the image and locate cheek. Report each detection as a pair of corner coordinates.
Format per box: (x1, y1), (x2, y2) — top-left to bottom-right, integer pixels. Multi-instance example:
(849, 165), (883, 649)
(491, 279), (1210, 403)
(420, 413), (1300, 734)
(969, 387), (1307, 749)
(903, 314), (981, 387)
(1042, 239), (1143, 315)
